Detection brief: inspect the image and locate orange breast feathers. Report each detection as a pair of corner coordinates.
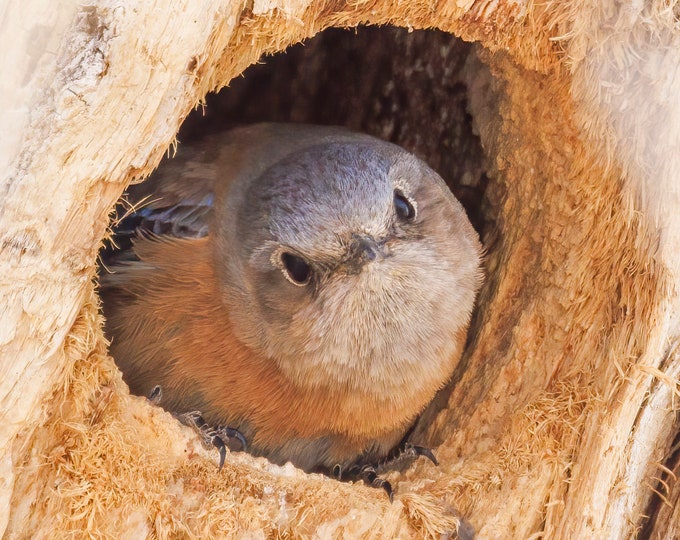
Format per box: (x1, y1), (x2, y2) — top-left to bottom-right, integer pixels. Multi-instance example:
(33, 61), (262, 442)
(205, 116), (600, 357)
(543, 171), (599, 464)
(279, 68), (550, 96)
(101, 123), (483, 472)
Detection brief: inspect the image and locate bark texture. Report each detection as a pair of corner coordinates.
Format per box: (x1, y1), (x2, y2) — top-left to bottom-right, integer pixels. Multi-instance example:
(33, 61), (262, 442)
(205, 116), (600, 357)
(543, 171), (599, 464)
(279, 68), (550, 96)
(2, 0), (680, 538)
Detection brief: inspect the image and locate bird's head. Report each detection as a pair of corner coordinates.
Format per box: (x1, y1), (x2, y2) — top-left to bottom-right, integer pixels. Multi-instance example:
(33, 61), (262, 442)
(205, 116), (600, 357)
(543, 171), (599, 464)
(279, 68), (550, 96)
(215, 139), (483, 397)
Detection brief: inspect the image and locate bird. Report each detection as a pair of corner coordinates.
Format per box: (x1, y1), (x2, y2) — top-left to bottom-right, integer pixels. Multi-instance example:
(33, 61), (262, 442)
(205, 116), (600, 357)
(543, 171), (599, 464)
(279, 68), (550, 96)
(100, 123), (483, 476)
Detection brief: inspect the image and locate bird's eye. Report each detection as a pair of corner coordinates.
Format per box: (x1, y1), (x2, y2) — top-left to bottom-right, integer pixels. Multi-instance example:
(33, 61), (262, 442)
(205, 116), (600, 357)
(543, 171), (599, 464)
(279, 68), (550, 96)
(281, 252), (312, 285)
(394, 189), (416, 221)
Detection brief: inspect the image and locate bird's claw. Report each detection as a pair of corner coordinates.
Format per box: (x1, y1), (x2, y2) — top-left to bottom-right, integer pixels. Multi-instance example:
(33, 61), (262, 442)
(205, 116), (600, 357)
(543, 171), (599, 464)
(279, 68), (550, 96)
(359, 465), (394, 502)
(401, 442), (439, 466)
(375, 441), (439, 475)
(147, 384), (163, 404)
(334, 463), (394, 502)
(145, 386), (246, 469)
(177, 410), (247, 469)
(333, 441), (438, 501)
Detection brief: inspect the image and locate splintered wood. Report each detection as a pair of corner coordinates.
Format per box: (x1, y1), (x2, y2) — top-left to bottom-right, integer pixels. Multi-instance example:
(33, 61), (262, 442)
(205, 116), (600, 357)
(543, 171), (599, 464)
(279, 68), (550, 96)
(2, 0), (679, 538)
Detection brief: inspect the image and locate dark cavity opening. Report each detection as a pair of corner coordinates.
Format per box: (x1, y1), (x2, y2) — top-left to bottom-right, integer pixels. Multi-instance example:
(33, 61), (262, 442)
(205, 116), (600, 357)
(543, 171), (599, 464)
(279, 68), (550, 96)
(179, 26), (489, 235)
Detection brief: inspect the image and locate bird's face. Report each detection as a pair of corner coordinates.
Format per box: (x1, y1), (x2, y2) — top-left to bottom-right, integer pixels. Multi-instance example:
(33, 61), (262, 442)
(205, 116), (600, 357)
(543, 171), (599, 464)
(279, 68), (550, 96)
(223, 141), (482, 396)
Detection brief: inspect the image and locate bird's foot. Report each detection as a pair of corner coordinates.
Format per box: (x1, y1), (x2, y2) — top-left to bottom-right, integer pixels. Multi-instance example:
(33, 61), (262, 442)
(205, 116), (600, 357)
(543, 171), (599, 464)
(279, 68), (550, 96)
(146, 386), (247, 469)
(333, 442), (438, 502)
(334, 463), (395, 502)
(177, 410), (247, 469)
(375, 442), (438, 475)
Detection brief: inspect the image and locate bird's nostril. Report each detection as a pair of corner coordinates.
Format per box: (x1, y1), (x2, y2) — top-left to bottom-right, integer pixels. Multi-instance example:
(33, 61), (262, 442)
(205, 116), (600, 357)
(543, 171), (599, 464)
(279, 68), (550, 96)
(364, 244), (377, 261)
(350, 234), (383, 263)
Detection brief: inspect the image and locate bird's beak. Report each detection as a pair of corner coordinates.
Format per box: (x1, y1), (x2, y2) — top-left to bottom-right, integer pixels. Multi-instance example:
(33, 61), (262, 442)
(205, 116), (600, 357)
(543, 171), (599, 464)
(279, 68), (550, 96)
(346, 234), (388, 273)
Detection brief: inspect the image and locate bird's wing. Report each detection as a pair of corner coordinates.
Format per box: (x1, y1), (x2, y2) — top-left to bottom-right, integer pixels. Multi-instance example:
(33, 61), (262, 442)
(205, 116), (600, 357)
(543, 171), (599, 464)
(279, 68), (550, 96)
(110, 138), (221, 248)
(103, 123), (366, 260)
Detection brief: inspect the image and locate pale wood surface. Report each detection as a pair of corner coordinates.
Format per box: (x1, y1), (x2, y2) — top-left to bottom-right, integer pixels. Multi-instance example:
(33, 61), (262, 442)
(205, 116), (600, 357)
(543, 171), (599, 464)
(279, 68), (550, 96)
(1, 0), (679, 538)
(0, 0), (246, 534)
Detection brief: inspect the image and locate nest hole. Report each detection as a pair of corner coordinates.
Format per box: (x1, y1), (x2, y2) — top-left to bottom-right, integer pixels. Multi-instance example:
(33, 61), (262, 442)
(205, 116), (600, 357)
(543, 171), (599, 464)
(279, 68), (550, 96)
(110, 24), (494, 453)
